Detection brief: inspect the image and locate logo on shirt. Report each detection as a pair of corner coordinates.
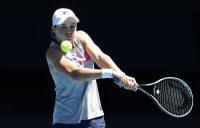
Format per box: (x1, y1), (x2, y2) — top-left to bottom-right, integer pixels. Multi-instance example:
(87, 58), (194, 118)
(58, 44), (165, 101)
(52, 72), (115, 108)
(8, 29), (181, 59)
(76, 51), (90, 65)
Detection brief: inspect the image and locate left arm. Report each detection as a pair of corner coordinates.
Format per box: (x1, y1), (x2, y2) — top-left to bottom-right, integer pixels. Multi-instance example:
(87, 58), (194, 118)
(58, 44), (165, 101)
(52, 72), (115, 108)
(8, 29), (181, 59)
(77, 30), (138, 91)
(77, 30), (124, 74)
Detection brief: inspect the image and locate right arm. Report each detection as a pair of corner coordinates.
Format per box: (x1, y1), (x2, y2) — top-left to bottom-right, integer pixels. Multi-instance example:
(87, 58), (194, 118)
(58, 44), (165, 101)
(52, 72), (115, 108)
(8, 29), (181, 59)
(46, 47), (104, 81)
(46, 47), (137, 90)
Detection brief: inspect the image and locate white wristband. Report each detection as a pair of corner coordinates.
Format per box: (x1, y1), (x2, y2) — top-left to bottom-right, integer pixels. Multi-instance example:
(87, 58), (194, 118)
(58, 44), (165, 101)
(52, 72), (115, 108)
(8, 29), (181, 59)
(102, 69), (113, 79)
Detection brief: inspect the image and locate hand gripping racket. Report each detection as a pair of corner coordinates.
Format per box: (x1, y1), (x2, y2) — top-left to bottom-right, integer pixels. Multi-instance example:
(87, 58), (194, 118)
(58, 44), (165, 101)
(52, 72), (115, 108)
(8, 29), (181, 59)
(113, 77), (194, 118)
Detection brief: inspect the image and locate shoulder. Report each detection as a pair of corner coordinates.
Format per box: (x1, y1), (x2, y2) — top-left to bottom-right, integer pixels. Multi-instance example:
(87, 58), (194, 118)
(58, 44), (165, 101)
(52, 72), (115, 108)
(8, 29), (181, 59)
(75, 30), (90, 41)
(46, 47), (52, 60)
(76, 30), (89, 36)
(75, 30), (93, 47)
(46, 47), (54, 64)
(46, 46), (64, 64)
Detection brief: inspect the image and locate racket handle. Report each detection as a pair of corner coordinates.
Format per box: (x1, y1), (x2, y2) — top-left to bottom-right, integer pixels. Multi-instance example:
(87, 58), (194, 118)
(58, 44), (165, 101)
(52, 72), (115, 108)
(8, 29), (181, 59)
(113, 77), (134, 90)
(113, 77), (120, 83)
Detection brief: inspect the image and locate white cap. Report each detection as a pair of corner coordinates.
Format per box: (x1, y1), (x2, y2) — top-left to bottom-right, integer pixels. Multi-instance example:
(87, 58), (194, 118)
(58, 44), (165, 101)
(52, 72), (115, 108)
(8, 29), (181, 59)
(52, 8), (79, 26)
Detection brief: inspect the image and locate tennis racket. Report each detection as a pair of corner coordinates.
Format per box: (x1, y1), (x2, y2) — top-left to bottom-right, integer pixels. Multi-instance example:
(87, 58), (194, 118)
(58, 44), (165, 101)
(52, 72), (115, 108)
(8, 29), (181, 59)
(113, 77), (194, 118)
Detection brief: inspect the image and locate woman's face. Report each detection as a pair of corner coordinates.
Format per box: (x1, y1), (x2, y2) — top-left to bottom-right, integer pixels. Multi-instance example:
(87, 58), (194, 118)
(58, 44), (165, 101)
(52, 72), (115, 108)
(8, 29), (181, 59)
(52, 17), (77, 43)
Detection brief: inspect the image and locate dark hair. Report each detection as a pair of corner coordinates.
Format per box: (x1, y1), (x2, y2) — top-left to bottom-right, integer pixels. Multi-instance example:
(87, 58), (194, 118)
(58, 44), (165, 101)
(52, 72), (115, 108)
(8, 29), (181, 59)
(50, 30), (60, 44)
(51, 30), (55, 39)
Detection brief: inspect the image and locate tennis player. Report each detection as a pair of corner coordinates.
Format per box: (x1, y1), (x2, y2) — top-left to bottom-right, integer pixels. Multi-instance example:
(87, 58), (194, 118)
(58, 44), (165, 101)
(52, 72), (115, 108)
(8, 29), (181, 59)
(46, 8), (138, 128)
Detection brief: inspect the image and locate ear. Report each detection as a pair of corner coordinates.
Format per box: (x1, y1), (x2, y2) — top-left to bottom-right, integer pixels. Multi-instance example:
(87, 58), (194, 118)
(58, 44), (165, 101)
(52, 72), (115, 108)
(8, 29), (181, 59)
(51, 26), (56, 39)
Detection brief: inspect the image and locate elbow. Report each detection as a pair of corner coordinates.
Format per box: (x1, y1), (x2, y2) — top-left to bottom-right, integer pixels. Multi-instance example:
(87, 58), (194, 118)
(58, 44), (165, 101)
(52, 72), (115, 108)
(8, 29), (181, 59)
(70, 73), (82, 81)
(57, 60), (84, 81)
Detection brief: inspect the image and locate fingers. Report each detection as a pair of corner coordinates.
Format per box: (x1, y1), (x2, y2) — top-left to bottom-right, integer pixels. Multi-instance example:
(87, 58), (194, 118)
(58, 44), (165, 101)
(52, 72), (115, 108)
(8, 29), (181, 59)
(120, 74), (127, 85)
(127, 79), (138, 91)
(120, 75), (138, 91)
(112, 71), (138, 91)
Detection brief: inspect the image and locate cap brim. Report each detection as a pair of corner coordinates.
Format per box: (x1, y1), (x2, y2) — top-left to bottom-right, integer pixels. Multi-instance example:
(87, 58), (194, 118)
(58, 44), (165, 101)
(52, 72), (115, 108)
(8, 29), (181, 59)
(58, 16), (79, 25)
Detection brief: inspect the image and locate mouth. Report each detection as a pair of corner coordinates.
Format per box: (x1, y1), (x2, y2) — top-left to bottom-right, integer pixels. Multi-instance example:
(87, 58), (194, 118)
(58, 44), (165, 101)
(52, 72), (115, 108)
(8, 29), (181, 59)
(65, 35), (73, 40)
(66, 37), (72, 40)
(66, 34), (71, 36)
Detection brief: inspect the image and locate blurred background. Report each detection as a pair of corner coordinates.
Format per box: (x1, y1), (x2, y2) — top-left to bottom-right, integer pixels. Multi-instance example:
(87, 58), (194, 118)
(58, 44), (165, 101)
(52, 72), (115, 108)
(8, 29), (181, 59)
(0, 0), (199, 127)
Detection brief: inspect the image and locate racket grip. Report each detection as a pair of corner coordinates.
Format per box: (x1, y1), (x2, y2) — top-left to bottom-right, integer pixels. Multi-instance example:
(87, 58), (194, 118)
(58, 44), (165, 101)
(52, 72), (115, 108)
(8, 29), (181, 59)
(113, 77), (134, 90)
(113, 77), (120, 84)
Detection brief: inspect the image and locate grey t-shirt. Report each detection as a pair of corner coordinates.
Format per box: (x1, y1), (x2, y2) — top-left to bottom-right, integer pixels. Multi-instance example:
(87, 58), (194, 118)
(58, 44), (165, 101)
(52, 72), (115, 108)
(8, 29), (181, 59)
(46, 38), (104, 124)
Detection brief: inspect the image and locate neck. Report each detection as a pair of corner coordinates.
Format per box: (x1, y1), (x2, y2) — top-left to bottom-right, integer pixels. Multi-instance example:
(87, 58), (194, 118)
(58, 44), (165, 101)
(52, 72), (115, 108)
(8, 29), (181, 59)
(53, 38), (76, 46)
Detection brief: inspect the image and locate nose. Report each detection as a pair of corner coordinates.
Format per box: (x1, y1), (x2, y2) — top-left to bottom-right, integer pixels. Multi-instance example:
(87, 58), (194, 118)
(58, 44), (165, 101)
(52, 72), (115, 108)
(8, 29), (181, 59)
(65, 28), (73, 34)
(66, 31), (71, 34)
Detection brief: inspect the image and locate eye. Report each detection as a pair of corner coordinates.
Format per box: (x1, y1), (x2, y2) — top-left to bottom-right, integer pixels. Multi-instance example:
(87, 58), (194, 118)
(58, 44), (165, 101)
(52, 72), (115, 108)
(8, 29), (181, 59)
(61, 26), (66, 29)
(70, 25), (75, 29)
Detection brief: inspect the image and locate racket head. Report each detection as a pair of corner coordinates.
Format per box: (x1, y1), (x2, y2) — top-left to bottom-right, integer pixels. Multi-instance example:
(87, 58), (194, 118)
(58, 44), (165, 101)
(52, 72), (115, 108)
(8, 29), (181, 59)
(141, 77), (194, 118)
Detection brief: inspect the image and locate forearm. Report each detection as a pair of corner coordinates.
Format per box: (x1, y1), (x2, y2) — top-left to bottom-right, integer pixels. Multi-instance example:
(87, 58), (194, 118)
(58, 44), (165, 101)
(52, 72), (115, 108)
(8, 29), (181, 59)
(95, 54), (125, 74)
(63, 67), (103, 81)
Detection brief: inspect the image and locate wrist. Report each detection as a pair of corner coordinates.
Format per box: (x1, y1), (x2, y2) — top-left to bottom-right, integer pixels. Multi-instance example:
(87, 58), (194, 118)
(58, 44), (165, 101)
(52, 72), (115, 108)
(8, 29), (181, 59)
(112, 70), (124, 78)
(102, 68), (113, 79)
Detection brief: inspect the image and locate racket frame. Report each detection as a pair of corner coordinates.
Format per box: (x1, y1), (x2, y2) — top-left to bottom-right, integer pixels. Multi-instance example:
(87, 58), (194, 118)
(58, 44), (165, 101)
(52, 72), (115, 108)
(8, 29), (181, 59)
(113, 76), (194, 118)
(138, 77), (194, 118)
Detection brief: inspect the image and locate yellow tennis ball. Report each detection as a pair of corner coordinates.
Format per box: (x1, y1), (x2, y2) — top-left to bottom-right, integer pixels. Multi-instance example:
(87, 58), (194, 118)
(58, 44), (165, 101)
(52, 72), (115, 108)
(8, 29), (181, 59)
(60, 40), (72, 52)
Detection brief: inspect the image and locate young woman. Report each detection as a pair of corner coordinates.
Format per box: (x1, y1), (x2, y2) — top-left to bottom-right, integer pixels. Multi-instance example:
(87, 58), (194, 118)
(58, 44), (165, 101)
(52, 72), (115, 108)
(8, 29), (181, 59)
(46, 8), (138, 128)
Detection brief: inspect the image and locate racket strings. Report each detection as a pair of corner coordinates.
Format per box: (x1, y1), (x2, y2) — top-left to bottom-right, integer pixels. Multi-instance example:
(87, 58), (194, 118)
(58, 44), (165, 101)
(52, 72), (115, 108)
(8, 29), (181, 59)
(154, 79), (193, 116)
